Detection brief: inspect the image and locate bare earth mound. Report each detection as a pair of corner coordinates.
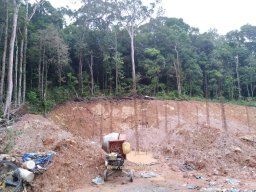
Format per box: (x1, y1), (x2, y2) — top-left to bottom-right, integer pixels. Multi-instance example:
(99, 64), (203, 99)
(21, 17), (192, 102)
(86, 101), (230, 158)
(1, 114), (104, 192)
(1, 99), (256, 191)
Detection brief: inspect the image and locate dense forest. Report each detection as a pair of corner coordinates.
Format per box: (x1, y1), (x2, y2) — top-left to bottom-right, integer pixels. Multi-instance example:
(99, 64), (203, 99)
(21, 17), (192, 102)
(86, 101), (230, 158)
(0, 0), (256, 118)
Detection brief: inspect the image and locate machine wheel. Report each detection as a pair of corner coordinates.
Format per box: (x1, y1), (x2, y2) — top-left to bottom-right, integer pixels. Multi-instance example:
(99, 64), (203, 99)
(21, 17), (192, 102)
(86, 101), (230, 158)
(129, 170), (133, 182)
(103, 169), (108, 181)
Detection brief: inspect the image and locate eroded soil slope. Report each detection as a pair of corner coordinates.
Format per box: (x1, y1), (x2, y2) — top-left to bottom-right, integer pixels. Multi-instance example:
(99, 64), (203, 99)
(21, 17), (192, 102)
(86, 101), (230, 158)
(49, 99), (256, 179)
(1, 114), (104, 192)
(1, 99), (256, 191)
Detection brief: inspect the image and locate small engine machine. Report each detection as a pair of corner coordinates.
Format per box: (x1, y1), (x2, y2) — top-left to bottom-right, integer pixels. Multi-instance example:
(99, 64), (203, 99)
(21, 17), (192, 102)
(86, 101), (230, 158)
(102, 132), (133, 182)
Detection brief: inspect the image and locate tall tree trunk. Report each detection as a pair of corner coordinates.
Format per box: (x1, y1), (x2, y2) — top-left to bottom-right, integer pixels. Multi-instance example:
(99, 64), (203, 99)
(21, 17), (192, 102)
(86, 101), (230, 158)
(89, 50), (94, 95)
(57, 43), (62, 86)
(0, 24), (4, 46)
(249, 62), (254, 97)
(78, 48), (83, 96)
(250, 82), (254, 97)
(114, 30), (119, 94)
(189, 80), (192, 97)
(14, 39), (19, 107)
(246, 84), (250, 97)
(44, 61), (48, 99)
(43, 59), (48, 115)
(22, 29), (27, 103)
(0, 0), (8, 105)
(174, 45), (182, 97)
(41, 45), (45, 99)
(128, 28), (136, 95)
(22, 0), (42, 103)
(4, 0), (20, 118)
(231, 80), (234, 99)
(22, 3), (28, 104)
(38, 38), (42, 97)
(18, 38), (24, 106)
(235, 55), (241, 99)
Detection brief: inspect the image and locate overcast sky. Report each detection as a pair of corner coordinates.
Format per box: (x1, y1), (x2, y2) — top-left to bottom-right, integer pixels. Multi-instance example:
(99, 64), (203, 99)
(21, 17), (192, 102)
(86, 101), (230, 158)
(46, 0), (256, 35)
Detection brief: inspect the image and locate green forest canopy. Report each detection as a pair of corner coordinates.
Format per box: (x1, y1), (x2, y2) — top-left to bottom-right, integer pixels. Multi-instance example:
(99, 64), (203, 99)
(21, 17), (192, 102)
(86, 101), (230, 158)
(0, 0), (256, 115)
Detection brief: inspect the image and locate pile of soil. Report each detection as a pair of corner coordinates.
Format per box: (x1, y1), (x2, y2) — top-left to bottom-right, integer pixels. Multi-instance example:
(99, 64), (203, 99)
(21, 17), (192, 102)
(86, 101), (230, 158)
(125, 125), (256, 179)
(30, 138), (104, 192)
(48, 99), (256, 180)
(1, 99), (256, 191)
(1, 114), (104, 192)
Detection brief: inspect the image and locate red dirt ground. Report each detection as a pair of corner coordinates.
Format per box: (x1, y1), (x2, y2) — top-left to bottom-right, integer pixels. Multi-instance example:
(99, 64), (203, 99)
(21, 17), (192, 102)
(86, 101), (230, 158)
(1, 99), (256, 191)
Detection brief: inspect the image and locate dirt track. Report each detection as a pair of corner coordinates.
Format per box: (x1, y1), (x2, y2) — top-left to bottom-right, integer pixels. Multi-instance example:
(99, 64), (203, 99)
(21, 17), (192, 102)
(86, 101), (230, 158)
(1, 99), (256, 191)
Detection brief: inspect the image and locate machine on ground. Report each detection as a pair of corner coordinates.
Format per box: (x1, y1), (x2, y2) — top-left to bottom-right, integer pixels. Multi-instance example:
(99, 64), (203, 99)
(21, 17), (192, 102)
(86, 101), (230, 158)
(102, 132), (133, 182)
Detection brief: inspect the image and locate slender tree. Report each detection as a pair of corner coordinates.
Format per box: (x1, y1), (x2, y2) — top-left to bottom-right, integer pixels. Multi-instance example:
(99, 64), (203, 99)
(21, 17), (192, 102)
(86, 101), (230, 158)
(115, 0), (159, 94)
(235, 55), (242, 98)
(0, 0), (8, 105)
(174, 44), (182, 96)
(14, 39), (19, 107)
(89, 50), (94, 95)
(4, 0), (21, 118)
(18, 37), (24, 105)
(22, 0), (44, 103)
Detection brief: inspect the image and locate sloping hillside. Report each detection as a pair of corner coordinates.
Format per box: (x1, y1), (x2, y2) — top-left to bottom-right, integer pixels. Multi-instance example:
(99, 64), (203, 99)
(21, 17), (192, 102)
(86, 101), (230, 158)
(1, 99), (256, 191)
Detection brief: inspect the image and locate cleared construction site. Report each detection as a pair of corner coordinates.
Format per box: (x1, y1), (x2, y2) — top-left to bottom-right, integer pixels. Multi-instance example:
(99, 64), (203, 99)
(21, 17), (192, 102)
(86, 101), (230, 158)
(1, 98), (256, 191)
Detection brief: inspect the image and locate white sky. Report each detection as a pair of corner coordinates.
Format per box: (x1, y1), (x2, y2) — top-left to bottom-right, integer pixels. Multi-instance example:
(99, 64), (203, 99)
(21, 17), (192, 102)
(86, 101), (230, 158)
(45, 0), (256, 35)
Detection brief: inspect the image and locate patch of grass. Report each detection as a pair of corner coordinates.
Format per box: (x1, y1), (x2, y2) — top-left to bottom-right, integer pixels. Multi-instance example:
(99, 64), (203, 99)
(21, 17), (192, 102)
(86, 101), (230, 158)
(227, 99), (256, 107)
(155, 94), (256, 108)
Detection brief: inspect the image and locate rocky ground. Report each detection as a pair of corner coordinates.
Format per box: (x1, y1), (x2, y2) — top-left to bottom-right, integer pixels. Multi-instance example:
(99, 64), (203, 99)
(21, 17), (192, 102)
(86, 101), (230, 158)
(1, 98), (256, 191)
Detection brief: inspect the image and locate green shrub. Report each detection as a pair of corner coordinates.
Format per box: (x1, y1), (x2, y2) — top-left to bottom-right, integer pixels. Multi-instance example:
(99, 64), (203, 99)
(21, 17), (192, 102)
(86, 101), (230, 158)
(27, 90), (39, 105)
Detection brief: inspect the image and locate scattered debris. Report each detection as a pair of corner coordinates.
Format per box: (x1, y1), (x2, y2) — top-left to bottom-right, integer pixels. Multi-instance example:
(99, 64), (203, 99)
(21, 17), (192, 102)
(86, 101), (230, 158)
(208, 181), (216, 186)
(0, 160), (23, 192)
(23, 160), (36, 170)
(0, 154), (16, 162)
(144, 95), (155, 100)
(230, 146), (242, 153)
(226, 189), (239, 192)
(187, 184), (200, 190)
(240, 135), (256, 143)
(195, 175), (204, 180)
(179, 163), (195, 172)
(149, 162), (159, 166)
(0, 151), (55, 191)
(226, 178), (240, 186)
(140, 171), (159, 178)
(92, 176), (104, 185)
(200, 187), (223, 192)
(17, 168), (34, 183)
(22, 151), (56, 173)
